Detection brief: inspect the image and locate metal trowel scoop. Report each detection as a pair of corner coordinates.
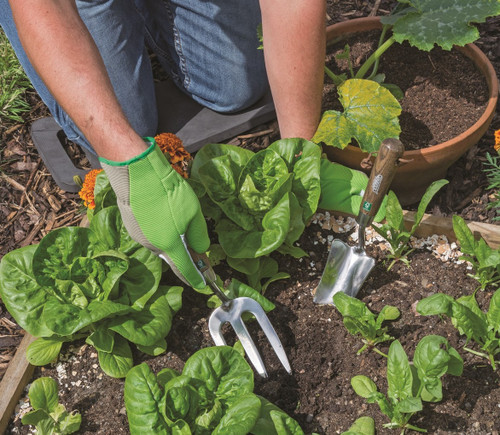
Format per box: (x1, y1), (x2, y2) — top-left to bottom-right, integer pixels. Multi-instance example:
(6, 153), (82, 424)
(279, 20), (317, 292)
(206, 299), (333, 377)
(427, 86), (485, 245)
(314, 138), (405, 305)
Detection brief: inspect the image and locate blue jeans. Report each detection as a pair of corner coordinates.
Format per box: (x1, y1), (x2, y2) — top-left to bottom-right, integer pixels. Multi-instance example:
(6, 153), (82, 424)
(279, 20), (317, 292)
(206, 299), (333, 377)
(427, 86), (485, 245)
(0, 0), (267, 155)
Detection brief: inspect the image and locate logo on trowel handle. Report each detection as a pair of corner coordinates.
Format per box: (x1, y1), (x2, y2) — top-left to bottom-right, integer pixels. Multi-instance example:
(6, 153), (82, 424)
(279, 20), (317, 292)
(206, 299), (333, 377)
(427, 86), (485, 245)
(371, 174), (383, 194)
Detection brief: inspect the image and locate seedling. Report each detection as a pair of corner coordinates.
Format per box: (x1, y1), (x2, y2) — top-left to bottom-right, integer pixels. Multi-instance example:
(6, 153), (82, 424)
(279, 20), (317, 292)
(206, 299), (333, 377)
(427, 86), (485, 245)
(351, 337), (463, 434)
(22, 377), (81, 434)
(453, 214), (500, 290)
(372, 179), (448, 270)
(333, 292), (400, 357)
(417, 290), (500, 370)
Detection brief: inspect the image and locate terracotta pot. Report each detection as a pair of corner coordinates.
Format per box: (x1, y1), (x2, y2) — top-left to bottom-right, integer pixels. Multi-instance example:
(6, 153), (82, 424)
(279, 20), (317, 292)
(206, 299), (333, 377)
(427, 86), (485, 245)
(322, 17), (499, 205)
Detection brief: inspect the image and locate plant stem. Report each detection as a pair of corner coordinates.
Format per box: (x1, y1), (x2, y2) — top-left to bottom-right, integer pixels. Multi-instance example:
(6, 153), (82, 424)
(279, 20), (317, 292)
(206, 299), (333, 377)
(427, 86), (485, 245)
(405, 423), (427, 433)
(373, 347), (388, 358)
(355, 35), (396, 79)
(324, 65), (345, 86)
(489, 353), (497, 371)
(463, 346), (490, 361)
(367, 25), (390, 79)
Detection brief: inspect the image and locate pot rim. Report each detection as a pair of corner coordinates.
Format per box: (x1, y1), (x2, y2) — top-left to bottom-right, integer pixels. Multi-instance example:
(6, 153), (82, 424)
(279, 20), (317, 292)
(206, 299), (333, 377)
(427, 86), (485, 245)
(325, 16), (499, 157)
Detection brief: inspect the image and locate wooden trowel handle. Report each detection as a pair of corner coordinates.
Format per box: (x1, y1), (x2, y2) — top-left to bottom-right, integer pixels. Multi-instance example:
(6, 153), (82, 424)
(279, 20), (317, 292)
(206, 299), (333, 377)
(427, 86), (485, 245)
(358, 138), (405, 227)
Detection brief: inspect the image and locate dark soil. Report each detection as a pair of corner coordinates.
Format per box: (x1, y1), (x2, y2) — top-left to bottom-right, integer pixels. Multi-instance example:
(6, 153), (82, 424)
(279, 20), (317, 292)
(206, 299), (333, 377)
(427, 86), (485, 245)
(323, 31), (490, 151)
(7, 224), (500, 435)
(2, 0), (500, 434)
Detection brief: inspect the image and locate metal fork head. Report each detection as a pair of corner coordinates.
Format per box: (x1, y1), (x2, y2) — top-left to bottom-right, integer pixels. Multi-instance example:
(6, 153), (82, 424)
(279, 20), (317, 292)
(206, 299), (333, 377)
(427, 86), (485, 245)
(208, 297), (292, 378)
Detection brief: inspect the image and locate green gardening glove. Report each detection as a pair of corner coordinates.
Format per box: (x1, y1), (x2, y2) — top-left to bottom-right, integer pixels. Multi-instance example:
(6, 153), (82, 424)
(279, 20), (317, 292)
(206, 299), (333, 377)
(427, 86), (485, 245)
(318, 158), (387, 222)
(99, 137), (210, 289)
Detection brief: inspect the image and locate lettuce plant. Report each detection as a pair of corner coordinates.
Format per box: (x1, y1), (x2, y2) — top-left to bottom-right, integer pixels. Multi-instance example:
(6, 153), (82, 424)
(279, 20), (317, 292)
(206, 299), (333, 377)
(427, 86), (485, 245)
(124, 346), (304, 434)
(452, 215), (500, 290)
(417, 290), (500, 370)
(22, 377), (81, 434)
(189, 138), (321, 291)
(0, 205), (181, 378)
(371, 179), (448, 270)
(333, 292), (400, 357)
(351, 337), (463, 434)
(314, 0), (500, 153)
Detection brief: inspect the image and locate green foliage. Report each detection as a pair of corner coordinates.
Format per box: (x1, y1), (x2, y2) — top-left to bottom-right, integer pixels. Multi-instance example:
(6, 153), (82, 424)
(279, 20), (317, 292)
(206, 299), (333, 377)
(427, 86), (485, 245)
(312, 78), (401, 153)
(333, 292), (400, 357)
(124, 346), (304, 435)
(417, 290), (500, 370)
(317, 1), (500, 154)
(189, 139), (321, 291)
(382, 0), (500, 51)
(372, 179), (449, 270)
(22, 377), (81, 434)
(206, 278), (275, 313)
(351, 337), (463, 433)
(482, 152), (500, 220)
(0, 206), (181, 378)
(453, 215), (500, 290)
(341, 416), (375, 435)
(0, 29), (33, 124)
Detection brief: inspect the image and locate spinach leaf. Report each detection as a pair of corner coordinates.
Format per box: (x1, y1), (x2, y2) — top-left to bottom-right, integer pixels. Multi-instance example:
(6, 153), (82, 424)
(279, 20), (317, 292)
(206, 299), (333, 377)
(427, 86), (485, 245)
(352, 337), (462, 433)
(124, 347), (304, 435)
(418, 290), (500, 370)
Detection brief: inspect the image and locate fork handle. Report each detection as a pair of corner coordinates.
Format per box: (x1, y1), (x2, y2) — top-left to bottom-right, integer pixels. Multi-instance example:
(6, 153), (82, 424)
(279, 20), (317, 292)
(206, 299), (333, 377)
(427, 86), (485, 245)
(188, 248), (231, 304)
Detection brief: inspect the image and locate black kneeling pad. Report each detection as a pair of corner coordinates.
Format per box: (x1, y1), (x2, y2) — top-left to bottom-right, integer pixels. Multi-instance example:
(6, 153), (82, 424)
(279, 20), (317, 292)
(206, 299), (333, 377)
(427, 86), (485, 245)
(30, 81), (276, 192)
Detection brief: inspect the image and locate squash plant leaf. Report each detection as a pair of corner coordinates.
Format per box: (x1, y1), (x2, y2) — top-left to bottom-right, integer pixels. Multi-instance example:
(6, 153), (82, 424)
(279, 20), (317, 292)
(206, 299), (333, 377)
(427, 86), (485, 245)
(313, 78), (401, 153)
(386, 0), (500, 51)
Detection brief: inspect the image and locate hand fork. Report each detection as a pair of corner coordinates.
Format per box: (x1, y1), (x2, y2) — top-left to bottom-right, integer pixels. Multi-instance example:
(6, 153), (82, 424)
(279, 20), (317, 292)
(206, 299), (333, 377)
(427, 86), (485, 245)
(190, 250), (292, 378)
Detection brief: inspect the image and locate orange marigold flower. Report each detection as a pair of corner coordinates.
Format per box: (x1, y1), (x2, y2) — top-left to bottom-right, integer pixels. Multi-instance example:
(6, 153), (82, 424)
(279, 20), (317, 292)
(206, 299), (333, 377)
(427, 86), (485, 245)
(79, 168), (103, 209)
(155, 132), (192, 177)
(494, 129), (500, 153)
(155, 133), (191, 163)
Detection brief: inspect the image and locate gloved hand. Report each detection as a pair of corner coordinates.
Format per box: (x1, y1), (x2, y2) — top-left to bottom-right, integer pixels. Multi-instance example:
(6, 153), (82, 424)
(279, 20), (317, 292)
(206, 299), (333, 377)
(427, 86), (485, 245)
(318, 158), (387, 222)
(99, 137), (210, 289)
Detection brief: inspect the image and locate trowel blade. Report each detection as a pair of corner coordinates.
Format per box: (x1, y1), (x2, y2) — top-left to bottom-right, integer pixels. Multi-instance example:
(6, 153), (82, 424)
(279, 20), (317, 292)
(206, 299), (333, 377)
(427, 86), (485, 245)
(314, 239), (375, 305)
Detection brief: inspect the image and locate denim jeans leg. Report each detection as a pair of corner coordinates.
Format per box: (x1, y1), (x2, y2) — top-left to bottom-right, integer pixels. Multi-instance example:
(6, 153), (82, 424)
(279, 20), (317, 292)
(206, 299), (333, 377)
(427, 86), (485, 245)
(137, 0), (268, 113)
(0, 0), (157, 155)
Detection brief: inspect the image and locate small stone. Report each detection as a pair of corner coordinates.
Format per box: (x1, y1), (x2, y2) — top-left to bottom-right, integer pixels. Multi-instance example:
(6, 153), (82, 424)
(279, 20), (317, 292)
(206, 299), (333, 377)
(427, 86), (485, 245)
(306, 414), (314, 423)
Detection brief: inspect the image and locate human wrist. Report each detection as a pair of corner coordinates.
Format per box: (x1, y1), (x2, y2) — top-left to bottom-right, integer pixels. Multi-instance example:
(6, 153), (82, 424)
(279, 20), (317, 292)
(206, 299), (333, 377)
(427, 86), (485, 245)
(97, 136), (154, 164)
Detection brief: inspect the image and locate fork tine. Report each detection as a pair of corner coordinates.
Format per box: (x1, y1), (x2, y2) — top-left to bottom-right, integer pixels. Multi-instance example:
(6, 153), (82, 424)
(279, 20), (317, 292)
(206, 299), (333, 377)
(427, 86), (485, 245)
(209, 304), (268, 378)
(240, 298), (292, 375)
(230, 315), (268, 378)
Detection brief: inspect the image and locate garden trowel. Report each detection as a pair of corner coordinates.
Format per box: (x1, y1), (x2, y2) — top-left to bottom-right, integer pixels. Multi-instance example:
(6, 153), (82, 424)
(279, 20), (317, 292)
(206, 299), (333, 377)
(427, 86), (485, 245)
(314, 138), (405, 305)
